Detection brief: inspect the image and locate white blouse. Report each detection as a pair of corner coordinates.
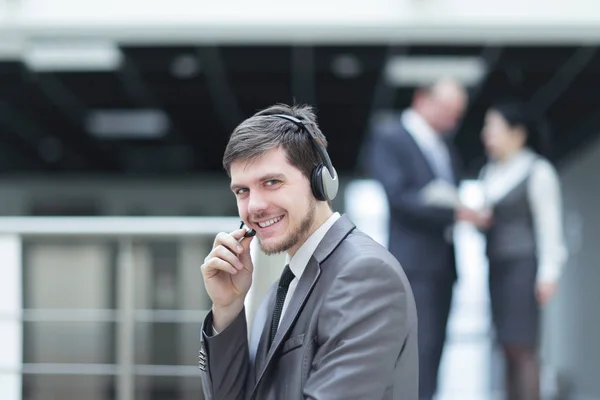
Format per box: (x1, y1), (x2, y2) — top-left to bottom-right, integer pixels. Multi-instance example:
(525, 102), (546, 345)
(480, 148), (567, 284)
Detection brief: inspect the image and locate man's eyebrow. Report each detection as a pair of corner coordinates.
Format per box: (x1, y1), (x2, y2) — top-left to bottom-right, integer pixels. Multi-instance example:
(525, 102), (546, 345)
(230, 183), (244, 191)
(259, 173), (286, 182)
(230, 173), (286, 191)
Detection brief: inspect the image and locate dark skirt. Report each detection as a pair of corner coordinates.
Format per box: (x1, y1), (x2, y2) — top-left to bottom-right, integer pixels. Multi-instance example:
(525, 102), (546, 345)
(488, 256), (539, 347)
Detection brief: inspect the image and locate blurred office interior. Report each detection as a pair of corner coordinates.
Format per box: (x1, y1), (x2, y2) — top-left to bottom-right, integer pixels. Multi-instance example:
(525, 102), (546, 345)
(1, 0), (600, 399)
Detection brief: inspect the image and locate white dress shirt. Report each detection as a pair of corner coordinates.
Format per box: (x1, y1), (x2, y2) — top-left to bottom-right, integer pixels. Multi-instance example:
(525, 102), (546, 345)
(278, 212), (341, 328)
(401, 109), (454, 182)
(480, 148), (567, 284)
(212, 212), (341, 336)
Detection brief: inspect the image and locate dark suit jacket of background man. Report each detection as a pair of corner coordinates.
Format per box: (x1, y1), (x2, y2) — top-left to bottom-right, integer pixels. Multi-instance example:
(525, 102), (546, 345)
(366, 112), (463, 281)
(198, 215), (419, 400)
(365, 112), (463, 399)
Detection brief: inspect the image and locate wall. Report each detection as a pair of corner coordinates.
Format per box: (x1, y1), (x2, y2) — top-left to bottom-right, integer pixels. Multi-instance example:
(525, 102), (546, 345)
(0, 174), (348, 217)
(542, 137), (600, 399)
(0, 175), (235, 216)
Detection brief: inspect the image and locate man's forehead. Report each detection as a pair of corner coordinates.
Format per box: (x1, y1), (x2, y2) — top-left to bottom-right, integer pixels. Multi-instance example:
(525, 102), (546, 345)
(231, 149), (289, 173)
(230, 155), (295, 185)
(232, 161), (271, 179)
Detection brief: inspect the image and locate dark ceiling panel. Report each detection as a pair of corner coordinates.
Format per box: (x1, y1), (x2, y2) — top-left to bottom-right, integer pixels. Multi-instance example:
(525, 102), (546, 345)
(220, 46), (292, 74)
(52, 72), (133, 109)
(314, 45), (387, 73)
(500, 46), (578, 69)
(408, 45), (483, 57)
(0, 44), (598, 175)
(122, 46), (199, 74)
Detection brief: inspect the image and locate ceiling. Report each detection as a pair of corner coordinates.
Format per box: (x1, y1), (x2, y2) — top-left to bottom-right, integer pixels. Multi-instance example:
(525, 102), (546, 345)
(1, 44), (599, 178)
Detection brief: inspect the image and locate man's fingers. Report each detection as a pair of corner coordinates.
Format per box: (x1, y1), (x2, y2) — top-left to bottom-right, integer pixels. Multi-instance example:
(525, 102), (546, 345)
(232, 228), (250, 240)
(202, 256), (238, 276)
(204, 229), (254, 277)
(238, 233), (254, 251)
(212, 245), (244, 270)
(213, 230), (246, 254)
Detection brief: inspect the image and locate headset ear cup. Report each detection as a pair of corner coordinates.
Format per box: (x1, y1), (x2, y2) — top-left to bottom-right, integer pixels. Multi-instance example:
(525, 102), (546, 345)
(311, 164), (326, 201)
(321, 165), (338, 201)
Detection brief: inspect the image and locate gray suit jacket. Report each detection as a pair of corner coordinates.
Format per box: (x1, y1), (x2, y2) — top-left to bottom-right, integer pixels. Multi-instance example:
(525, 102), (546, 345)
(199, 214), (418, 400)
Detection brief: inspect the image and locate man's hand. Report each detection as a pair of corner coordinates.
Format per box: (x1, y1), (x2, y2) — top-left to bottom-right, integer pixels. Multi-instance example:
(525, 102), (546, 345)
(536, 281), (558, 306)
(201, 228), (255, 331)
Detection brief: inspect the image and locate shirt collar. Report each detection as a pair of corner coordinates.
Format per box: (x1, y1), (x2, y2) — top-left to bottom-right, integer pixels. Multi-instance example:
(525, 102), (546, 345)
(401, 108), (442, 148)
(285, 212), (341, 279)
(489, 147), (535, 169)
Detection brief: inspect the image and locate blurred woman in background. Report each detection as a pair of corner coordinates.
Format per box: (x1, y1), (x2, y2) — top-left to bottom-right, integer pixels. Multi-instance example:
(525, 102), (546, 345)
(479, 101), (567, 400)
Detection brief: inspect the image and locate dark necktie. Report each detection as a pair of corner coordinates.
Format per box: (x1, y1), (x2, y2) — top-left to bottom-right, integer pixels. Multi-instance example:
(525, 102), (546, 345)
(269, 264), (295, 349)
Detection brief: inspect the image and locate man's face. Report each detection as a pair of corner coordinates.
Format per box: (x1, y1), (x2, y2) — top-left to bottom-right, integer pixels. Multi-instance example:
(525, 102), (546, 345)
(416, 83), (468, 135)
(230, 146), (317, 255)
(427, 93), (467, 134)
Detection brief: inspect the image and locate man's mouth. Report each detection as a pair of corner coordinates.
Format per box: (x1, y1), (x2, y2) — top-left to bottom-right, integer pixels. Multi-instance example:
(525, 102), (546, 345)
(257, 215), (284, 229)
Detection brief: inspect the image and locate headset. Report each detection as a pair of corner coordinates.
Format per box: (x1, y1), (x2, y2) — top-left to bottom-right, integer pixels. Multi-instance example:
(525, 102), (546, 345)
(239, 220), (256, 240)
(270, 114), (339, 202)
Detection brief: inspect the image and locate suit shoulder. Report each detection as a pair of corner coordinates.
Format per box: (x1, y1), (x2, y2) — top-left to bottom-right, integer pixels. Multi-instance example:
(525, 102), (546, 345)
(532, 156), (557, 175)
(331, 229), (408, 280)
(369, 111), (407, 140)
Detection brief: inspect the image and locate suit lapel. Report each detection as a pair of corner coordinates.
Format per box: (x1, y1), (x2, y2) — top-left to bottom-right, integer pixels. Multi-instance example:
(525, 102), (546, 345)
(400, 124), (438, 180)
(249, 215), (356, 399)
(251, 257), (321, 396)
(446, 140), (461, 185)
(250, 287), (276, 376)
(268, 257), (320, 360)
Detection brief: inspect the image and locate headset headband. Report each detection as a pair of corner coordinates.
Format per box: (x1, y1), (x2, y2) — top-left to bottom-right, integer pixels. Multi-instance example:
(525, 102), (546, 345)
(270, 114), (337, 180)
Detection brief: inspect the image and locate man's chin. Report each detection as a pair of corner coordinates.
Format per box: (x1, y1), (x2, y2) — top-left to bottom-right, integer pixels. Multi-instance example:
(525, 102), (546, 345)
(259, 243), (286, 255)
(258, 237), (292, 255)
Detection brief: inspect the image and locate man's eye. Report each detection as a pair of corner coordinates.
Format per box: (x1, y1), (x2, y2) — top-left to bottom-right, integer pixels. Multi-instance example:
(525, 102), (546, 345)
(236, 188), (248, 195)
(266, 180), (280, 186)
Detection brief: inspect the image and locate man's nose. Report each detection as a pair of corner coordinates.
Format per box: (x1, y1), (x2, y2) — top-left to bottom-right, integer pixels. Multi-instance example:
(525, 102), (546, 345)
(247, 191), (269, 215)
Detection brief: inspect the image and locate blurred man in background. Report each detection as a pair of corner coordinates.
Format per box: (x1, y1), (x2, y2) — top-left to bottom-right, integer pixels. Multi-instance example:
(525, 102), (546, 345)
(366, 78), (490, 400)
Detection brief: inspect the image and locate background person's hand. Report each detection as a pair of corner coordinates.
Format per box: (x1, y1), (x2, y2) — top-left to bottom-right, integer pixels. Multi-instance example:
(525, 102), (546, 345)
(456, 207), (493, 229)
(536, 281), (558, 306)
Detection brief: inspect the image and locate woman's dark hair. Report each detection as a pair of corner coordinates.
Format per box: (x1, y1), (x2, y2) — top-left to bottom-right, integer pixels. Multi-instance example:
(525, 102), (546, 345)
(489, 100), (550, 157)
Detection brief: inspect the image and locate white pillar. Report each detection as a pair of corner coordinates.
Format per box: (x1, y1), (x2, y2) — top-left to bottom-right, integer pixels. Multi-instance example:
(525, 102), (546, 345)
(0, 235), (22, 400)
(344, 179), (389, 247)
(438, 181), (493, 400)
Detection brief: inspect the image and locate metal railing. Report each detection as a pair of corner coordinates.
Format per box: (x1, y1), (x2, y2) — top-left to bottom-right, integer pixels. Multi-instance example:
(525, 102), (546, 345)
(0, 216), (240, 400)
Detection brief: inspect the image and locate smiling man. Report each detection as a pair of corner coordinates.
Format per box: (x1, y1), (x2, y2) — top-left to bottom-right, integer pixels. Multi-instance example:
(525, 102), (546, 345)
(199, 104), (418, 400)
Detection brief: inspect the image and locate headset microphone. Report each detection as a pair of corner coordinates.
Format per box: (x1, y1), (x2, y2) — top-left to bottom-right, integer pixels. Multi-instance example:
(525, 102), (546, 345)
(239, 220), (256, 240)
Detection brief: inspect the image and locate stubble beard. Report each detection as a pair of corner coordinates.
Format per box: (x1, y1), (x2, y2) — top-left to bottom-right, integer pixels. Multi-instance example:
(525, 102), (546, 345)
(258, 198), (317, 255)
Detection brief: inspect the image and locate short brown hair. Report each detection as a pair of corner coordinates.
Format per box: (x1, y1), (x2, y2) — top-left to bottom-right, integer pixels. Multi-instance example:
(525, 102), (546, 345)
(222, 103), (328, 179)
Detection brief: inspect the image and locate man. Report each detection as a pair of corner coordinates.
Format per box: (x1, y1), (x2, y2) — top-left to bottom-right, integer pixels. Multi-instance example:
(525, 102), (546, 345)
(365, 78), (489, 400)
(199, 103), (418, 400)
